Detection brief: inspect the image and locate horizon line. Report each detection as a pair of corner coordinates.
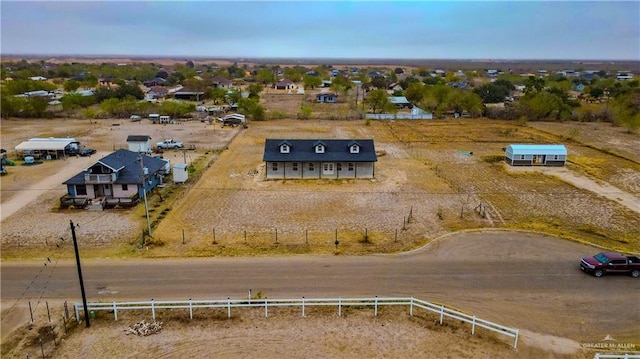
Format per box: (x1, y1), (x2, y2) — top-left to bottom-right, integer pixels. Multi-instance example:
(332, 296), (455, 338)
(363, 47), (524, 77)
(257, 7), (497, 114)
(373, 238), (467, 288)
(1, 53), (639, 63)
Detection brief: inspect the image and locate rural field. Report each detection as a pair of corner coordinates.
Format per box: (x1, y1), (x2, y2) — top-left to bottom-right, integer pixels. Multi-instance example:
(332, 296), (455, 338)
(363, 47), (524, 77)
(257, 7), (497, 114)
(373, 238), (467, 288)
(1, 113), (639, 359)
(1, 114), (639, 256)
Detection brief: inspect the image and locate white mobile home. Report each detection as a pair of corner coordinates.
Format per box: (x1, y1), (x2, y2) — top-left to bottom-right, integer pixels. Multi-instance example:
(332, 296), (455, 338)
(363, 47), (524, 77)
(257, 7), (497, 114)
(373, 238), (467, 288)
(505, 144), (567, 166)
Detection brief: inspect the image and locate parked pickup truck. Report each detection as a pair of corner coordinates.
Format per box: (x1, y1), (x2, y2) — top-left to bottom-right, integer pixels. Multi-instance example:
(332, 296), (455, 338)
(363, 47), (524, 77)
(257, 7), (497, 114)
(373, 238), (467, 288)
(580, 252), (640, 278)
(156, 139), (184, 149)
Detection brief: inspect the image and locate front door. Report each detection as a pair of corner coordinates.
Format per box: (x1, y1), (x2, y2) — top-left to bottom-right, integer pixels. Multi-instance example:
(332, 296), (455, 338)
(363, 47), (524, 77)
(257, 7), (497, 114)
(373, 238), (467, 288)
(104, 184), (112, 197)
(322, 163), (334, 175)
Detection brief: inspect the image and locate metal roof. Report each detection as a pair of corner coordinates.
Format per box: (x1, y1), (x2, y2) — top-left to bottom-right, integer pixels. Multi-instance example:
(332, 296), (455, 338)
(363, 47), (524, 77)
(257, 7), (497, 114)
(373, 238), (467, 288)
(15, 138), (77, 151)
(507, 144), (567, 155)
(263, 139), (377, 162)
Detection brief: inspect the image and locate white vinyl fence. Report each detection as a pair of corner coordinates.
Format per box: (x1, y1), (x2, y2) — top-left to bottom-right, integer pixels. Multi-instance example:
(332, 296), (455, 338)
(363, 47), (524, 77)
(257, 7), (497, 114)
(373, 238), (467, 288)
(76, 296), (518, 348)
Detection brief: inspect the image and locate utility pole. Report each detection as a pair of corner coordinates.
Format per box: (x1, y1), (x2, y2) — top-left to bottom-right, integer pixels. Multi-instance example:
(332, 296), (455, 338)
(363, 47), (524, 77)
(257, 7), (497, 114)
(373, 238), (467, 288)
(139, 154), (152, 236)
(70, 220), (90, 328)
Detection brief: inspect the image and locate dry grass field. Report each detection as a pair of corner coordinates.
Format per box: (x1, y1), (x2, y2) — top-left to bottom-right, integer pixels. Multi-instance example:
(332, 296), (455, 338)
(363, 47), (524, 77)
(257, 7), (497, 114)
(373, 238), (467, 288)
(1, 117), (639, 258)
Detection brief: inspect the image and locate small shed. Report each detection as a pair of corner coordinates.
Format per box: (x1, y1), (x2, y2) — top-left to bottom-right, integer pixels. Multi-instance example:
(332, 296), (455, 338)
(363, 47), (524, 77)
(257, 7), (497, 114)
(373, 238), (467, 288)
(127, 135), (152, 153)
(173, 163), (188, 183)
(505, 144), (567, 166)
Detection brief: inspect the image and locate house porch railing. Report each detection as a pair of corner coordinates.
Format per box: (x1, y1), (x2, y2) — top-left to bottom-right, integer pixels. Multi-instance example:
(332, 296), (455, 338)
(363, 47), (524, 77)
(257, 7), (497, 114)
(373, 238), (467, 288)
(84, 173), (116, 184)
(59, 194), (88, 208)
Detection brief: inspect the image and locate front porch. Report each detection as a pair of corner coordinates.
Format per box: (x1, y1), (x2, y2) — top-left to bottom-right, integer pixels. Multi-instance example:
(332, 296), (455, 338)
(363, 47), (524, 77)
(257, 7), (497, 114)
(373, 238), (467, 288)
(60, 193), (140, 210)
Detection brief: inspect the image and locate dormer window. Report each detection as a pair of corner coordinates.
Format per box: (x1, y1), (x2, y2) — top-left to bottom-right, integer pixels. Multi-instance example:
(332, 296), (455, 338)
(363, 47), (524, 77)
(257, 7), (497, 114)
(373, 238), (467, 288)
(280, 144), (290, 153)
(350, 144), (360, 153)
(315, 144), (325, 153)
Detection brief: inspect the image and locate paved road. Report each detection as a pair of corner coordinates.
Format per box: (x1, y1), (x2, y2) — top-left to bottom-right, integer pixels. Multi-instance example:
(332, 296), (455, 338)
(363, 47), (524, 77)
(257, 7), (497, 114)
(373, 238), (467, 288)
(2, 232), (639, 342)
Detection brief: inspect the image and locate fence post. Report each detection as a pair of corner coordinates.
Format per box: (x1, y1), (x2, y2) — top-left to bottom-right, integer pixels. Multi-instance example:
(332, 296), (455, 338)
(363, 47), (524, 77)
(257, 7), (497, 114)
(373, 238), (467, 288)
(62, 315), (67, 335)
(189, 299), (193, 320)
(227, 298), (231, 318)
(264, 298), (268, 318)
(29, 301), (34, 323)
(74, 303), (79, 323)
(302, 297), (305, 317)
(338, 298), (342, 317)
(374, 296), (378, 317)
(46, 301), (51, 322)
(439, 305), (444, 324)
(514, 329), (519, 349)
(151, 299), (155, 321)
(472, 316), (476, 335)
(410, 297), (413, 316)
(113, 301), (118, 321)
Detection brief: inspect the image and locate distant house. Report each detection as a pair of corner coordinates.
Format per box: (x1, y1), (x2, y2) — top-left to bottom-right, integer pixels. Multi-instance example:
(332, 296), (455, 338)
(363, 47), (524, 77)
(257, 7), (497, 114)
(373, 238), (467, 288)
(321, 80), (332, 88)
(143, 77), (167, 87)
(388, 96), (411, 109)
(127, 135), (153, 154)
(29, 76), (47, 81)
(173, 87), (205, 101)
(212, 76), (232, 89)
(146, 86), (168, 101)
(61, 149), (169, 209)
(616, 73), (634, 80)
(316, 92), (338, 103)
(505, 144), (567, 166)
(275, 78), (296, 90)
(263, 139), (377, 179)
(99, 77), (115, 87)
(574, 83), (586, 92)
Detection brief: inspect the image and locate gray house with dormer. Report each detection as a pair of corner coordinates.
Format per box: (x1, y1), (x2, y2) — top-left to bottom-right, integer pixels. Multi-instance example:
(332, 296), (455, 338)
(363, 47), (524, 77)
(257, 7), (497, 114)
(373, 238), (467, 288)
(263, 139), (377, 179)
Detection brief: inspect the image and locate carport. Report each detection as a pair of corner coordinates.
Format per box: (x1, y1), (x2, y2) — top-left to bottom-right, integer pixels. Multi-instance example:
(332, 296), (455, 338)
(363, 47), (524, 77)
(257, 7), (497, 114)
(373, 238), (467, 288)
(14, 138), (79, 160)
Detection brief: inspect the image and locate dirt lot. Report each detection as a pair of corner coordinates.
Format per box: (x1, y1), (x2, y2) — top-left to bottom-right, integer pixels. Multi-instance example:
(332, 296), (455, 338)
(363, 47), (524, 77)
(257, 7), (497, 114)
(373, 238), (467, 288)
(1, 118), (639, 257)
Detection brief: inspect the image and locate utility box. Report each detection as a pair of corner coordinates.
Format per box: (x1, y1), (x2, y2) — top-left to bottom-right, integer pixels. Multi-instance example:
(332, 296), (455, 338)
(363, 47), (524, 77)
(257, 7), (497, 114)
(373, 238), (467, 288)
(173, 163), (188, 183)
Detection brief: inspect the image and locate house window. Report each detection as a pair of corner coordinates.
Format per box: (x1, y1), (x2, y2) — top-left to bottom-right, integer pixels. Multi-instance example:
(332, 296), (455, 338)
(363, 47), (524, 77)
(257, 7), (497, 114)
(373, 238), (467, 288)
(76, 185), (87, 196)
(348, 163), (354, 171)
(323, 163), (334, 173)
(315, 145), (325, 153)
(122, 184), (128, 191)
(308, 163), (315, 171)
(337, 163), (342, 171)
(520, 155), (525, 160)
(292, 162), (298, 171)
(272, 162), (278, 171)
(350, 145), (360, 153)
(280, 144), (290, 153)
(554, 155), (559, 160)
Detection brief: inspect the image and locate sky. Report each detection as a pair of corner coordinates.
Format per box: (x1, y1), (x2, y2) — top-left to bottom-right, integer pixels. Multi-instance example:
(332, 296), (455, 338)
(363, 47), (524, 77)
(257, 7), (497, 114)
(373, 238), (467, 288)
(1, 1), (639, 61)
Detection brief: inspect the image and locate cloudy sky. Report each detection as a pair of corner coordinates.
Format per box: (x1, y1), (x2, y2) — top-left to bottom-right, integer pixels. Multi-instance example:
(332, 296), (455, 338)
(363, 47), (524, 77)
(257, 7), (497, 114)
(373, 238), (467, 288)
(1, 1), (639, 60)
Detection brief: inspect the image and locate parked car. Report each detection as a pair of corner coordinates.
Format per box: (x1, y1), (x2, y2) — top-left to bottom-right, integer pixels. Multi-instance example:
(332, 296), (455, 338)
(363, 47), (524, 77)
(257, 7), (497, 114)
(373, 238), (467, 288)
(79, 148), (97, 157)
(580, 252), (640, 278)
(130, 115), (142, 122)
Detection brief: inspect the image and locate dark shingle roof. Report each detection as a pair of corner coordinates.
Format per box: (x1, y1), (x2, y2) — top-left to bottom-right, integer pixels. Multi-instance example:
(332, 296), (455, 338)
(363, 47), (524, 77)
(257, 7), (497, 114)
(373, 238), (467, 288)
(63, 149), (166, 185)
(263, 139), (377, 162)
(127, 135), (151, 142)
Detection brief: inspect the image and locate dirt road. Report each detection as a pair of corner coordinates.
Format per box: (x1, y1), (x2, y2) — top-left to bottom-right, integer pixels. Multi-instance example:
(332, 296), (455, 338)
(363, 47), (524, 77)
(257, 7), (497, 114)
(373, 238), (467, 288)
(3, 231), (638, 346)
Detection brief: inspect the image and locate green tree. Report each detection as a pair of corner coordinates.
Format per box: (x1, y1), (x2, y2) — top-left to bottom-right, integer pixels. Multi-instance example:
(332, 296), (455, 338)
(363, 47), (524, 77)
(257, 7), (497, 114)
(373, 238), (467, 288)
(612, 88), (640, 133)
(238, 97), (265, 121)
(524, 76), (546, 94)
(256, 68), (275, 85)
(247, 83), (264, 99)
(303, 74), (322, 89)
(210, 88), (227, 104)
(473, 83), (509, 103)
(365, 89), (394, 114)
(519, 92), (571, 121)
(63, 80), (80, 92)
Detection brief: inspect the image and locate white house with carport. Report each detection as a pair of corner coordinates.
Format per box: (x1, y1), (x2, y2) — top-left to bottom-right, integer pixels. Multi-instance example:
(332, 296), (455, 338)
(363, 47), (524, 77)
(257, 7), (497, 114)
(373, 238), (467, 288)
(263, 139), (377, 179)
(505, 144), (567, 166)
